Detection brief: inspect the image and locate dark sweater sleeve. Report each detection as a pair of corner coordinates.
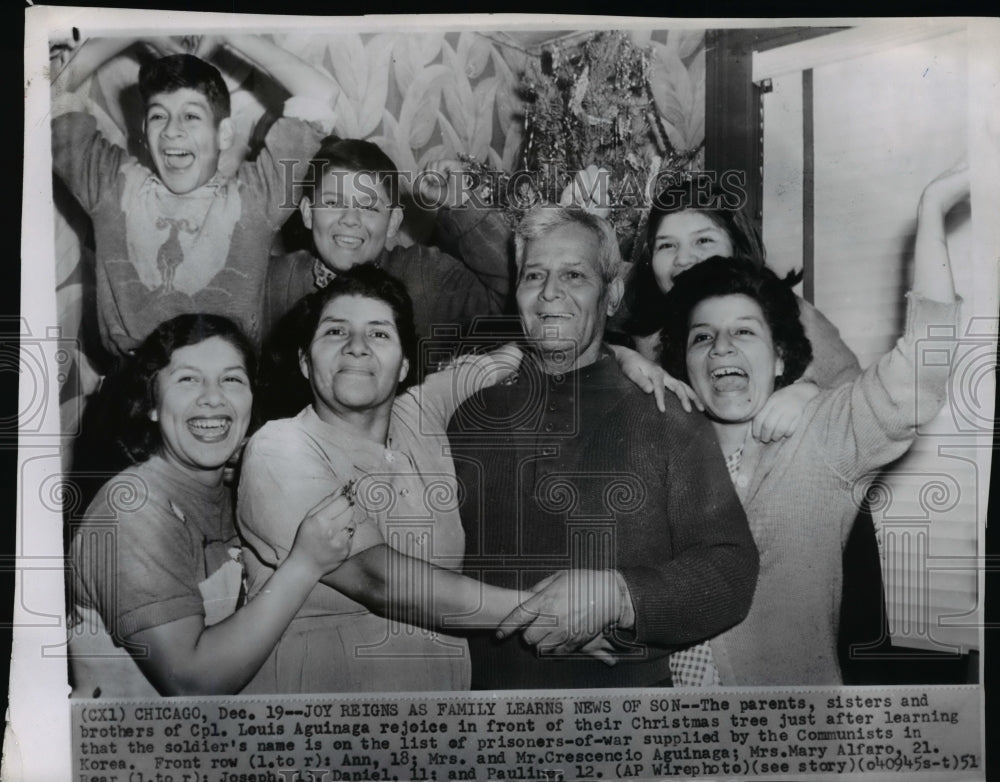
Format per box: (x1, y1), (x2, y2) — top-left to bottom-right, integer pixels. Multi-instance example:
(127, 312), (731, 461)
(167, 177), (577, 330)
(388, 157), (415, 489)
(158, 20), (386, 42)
(401, 244), (508, 335)
(615, 404), (759, 648)
(261, 250), (316, 343)
(433, 205), (514, 313)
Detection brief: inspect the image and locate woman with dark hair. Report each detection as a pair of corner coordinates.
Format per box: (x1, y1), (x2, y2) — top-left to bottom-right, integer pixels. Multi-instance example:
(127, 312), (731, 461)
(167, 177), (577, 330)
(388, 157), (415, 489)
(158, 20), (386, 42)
(658, 258), (815, 399)
(657, 166), (969, 685)
(239, 264), (538, 693)
(619, 180), (862, 440)
(69, 314), (357, 697)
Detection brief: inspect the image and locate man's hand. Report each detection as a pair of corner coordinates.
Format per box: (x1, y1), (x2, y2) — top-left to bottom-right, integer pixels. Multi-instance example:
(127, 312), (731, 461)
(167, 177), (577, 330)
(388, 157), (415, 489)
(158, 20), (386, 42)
(579, 635), (619, 667)
(496, 569), (628, 656)
(751, 380), (820, 442)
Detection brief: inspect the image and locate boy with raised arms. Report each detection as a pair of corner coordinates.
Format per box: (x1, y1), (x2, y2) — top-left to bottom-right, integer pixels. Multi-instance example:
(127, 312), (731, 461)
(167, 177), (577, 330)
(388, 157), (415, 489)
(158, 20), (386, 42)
(51, 35), (339, 360)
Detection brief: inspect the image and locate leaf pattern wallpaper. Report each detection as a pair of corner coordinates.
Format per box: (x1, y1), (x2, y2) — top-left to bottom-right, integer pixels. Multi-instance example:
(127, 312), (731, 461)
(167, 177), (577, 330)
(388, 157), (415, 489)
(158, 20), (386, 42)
(50, 29), (706, 447)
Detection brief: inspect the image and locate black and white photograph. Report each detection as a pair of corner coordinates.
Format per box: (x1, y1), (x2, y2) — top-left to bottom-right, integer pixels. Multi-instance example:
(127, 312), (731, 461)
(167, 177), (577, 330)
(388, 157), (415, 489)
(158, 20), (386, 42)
(11, 7), (997, 781)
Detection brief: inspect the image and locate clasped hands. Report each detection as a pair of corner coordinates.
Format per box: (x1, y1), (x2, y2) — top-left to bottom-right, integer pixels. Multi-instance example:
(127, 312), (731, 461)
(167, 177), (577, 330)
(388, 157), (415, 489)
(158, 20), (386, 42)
(496, 569), (631, 666)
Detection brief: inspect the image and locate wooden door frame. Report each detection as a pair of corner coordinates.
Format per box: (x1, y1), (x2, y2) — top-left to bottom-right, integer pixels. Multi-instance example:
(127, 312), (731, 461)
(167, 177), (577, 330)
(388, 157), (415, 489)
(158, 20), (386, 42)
(704, 27), (844, 224)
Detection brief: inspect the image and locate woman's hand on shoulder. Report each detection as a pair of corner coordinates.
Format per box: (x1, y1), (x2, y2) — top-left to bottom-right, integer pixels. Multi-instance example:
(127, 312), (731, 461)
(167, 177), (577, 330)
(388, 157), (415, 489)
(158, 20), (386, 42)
(752, 380), (820, 442)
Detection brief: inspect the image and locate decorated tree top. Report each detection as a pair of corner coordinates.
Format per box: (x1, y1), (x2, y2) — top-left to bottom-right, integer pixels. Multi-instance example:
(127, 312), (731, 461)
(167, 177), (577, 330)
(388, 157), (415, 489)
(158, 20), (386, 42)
(463, 29), (706, 262)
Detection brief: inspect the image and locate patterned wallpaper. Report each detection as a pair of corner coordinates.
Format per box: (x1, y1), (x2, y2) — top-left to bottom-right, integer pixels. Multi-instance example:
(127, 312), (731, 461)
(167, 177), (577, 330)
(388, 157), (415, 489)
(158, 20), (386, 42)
(50, 29), (706, 444)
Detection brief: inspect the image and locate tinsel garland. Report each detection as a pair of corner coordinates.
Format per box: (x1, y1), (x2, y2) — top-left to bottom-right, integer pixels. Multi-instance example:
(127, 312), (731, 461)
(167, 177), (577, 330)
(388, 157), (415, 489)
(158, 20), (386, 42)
(461, 31), (702, 262)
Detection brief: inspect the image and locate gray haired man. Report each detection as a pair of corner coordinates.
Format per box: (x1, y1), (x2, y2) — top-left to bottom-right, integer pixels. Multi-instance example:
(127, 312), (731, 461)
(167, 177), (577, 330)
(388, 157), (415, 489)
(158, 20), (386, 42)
(448, 206), (759, 690)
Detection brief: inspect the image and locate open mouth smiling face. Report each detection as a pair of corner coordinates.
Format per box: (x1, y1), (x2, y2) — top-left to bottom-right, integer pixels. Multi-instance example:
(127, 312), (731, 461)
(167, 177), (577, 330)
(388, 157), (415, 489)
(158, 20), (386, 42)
(709, 365), (750, 392)
(185, 415), (235, 442)
(144, 88), (233, 195)
(151, 336), (253, 483)
(686, 294), (784, 425)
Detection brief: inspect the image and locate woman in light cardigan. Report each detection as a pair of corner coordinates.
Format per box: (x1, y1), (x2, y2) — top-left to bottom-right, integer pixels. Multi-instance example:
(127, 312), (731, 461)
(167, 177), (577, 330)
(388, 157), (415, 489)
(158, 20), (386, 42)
(656, 165), (968, 685)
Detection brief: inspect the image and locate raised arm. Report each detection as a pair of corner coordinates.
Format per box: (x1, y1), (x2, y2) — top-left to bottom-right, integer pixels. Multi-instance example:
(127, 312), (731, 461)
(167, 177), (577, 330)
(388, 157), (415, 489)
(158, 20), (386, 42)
(207, 34), (340, 105)
(912, 163), (966, 302)
(122, 491), (356, 696)
(788, 161), (965, 390)
(819, 164), (968, 481)
(51, 37), (131, 94)
(420, 159), (515, 311)
(51, 36), (191, 95)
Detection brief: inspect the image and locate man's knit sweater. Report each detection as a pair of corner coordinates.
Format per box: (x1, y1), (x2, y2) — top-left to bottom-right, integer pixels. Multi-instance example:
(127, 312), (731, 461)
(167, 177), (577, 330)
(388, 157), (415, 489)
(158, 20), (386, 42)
(448, 351), (759, 689)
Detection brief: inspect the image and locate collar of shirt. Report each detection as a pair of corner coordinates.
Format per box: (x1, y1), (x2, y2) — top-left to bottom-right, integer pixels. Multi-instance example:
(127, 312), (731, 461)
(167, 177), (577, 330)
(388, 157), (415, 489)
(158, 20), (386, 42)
(516, 346), (620, 388)
(300, 404), (411, 474)
(311, 252), (387, 290)
(725, 446), (744, 481)
(146, 171), (227, 197)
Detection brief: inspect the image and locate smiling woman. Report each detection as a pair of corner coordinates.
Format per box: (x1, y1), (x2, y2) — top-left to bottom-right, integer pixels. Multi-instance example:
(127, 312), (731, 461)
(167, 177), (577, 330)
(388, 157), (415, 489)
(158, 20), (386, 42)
(650, 211), (737, 291)
(68, 314), (358, 697)
(617, 181), (861, 427)
(655, 165), (970, 685)
(686, 296), (786, 431)
(673, 269), (812, 457)
(149, 334), (253, 479)
(302, 295), (410, 428)
(238, 265), (537, 693)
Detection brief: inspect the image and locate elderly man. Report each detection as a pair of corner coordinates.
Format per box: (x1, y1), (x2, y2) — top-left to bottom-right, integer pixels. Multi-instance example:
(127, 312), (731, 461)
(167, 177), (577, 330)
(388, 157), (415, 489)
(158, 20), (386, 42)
(447, 206), (759, 689)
